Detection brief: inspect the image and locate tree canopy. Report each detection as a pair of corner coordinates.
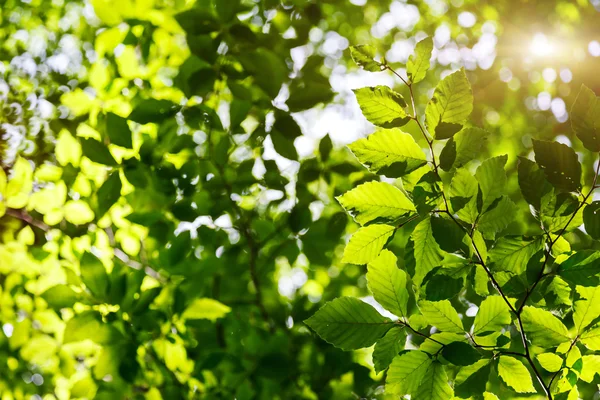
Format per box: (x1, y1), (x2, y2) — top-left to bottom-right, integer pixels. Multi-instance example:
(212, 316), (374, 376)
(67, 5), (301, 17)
(1, 0), (600, 399)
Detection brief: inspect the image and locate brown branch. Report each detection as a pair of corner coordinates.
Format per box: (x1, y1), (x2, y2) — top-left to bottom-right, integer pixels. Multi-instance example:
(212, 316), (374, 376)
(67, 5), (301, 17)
(5, 208), (50, 231)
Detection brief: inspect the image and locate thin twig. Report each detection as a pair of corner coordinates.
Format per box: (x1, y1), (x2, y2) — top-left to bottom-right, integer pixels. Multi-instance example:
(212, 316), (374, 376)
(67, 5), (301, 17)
(397, 320), (445, 346)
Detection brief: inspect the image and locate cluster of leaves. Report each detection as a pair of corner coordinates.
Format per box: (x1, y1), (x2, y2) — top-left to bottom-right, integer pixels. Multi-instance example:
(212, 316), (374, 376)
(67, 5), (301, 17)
(306, 41), (600, 399)
(0, 0), (380, 399)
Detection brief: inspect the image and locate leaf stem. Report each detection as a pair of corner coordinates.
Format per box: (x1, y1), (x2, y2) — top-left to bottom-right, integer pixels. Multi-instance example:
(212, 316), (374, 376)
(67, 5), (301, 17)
(397, 319), (445, 346)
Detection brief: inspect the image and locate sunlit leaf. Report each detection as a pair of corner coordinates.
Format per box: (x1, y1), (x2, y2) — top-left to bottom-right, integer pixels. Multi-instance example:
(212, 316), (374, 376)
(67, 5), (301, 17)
(305, 297), (393, 350)
(348, 128), (427, 177)
(425, 68), (473, 139)
(354, 86), (409, 127)
(341, 224), (396, 265)
(498, 356), (536, 393)
(337, 181), (415, 226)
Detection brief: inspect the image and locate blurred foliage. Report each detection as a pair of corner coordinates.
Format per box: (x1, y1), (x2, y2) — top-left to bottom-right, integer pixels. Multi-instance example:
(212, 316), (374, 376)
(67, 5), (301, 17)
(0, 0), (598, 399)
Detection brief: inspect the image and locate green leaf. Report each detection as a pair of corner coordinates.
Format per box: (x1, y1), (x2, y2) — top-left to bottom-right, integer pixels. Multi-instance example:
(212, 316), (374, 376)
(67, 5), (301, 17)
(571, 84), (600, 152)
(520, 306), (571, 347)
(128, 99), (179, 124)
(367, 250), (409, 317)
(488, 236), (543, 274)
(415, 362), (454, 400)
(419, 332), (466, 355)
(270, 130), (298, 161)
(518, 156), (552, 210)
(229, 99), (251, 129)
(105, 112), (133, 148)
(287, 81), (335, 112)
(455, 359), (491, 398)
(441, 342), (480, 366)
(498, 356), (536, 393)
(583, 201), (600, 239)
(475, 155), (508, 213)
(80, 252), (109, 299)
(425, 68), (473, 140)
(537, 353), (564, 373)
(580, 324), (600, 350)
(439, 127), (487, 171)
(216, 0), (240, 22)
(558, 250), (600, 286)
(239, 48), (286, 98)
(410, 217), (444, 286)
(96, 172), (122, 217)
(42, 285), (80, 310)
(425, 273), (463, 301)
(477, 196), (518, 235)
(449, 168), (479, 223)
(580, 355), (600, 382)
(304, 297), (393, 351)
(430, 216), (467, 254)
(407, 37), (433, 84)
(80, 138), (118, 166)
(373, 327), (406, 373)
(181, 298), (231, 321)
(319, 134), (333, 162)
(533, 139), (581, 193)
(350, 45), (383, 72)
(64, 311), (123, 345)
(386, 351), (433, 395)
(348, 128), (427, 177)
(337, 181), (415, 226)
(473, 296), (511, 336)
(573, 286), (600, 334)
(342, 224), (395, 265)
(353, 86), (409, 127)
(419, 300), (464, 333)
(474, 265), (490, 296)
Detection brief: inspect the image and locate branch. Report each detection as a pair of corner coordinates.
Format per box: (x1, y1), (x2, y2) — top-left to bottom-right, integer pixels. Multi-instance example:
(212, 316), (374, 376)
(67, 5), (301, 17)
(518, 154), (600, 314)
(389, 66), (551, 398)
(5, 208), (50, 231)
(397, 319), (445, 346)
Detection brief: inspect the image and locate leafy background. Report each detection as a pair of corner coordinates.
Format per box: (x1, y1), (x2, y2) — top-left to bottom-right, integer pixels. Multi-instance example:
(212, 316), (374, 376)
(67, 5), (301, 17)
(0, 0), (599, 399)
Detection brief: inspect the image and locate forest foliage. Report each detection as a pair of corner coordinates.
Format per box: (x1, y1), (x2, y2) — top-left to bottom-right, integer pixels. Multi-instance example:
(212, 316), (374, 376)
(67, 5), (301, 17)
(0, 0), (600, 399)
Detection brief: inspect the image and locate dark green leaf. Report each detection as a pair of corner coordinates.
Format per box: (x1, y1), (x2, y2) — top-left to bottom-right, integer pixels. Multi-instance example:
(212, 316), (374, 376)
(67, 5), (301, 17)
(532, 139), (581, 193)
(584, 201), (600, 239)
(96, 172), (122, 217)
(128, 99), (179, 124)
(80, 252), (109, 298)
(571, 84), (600, 152)
(106, 112), (133, 148)
(81, 138), (118, 166)
(441, 342), (481, 366)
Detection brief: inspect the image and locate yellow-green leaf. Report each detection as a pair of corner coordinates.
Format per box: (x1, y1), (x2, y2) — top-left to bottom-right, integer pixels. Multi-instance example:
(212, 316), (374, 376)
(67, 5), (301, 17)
(498, 356), (536, 393)
(182, 298), (232, 321)
(353, 86), (408, 127)
(367, 250), (409, 318)
(337, 181), (415, 226)
(419, 300), (464, 334)
(342, 224), (395, 265)
(348, 128), (427, 177)
(425, 68), (473, 139)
